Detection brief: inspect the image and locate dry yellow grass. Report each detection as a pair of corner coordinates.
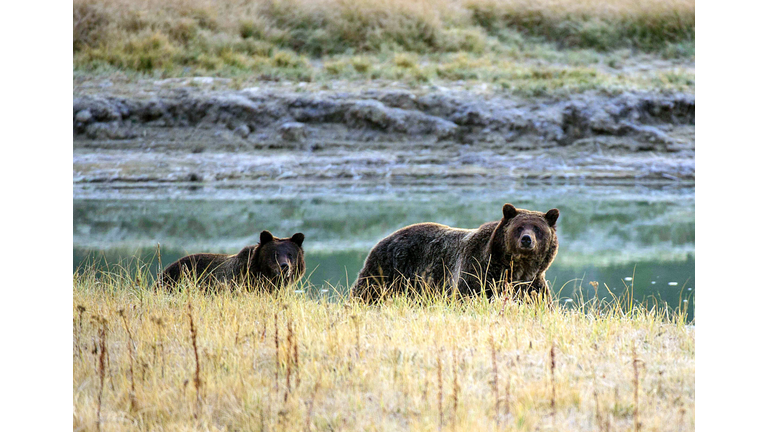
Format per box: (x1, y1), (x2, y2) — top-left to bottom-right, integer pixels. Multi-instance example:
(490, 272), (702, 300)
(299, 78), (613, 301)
(73, 0), (695, 28)
(73, 269), (694, 431)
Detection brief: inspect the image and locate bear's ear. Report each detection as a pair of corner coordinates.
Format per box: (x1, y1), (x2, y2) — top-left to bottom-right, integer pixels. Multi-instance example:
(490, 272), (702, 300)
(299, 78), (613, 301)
(545, 209), (559, 227)
(260, 230), (274, 245)
(291, 233), (305, 248)
(502, 203), (517, 220)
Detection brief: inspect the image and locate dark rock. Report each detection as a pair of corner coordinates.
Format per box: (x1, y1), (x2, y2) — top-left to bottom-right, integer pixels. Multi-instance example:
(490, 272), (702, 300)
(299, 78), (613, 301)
(364, 89), (418, 110)
(345, 100), (399, 131)
(433, 119), (458, 140)
(132, 98), (166, 122)
(74, 96), (123, 122)
(84, 121), (137, 140)
(288, 97), (347, 123)
(345, 99), (459, 136)
(278, 122), (307, 142)
(449, 105), (492, 126)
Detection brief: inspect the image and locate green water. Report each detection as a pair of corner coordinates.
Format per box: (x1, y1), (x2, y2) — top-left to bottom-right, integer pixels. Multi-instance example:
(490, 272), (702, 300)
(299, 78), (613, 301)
(73, 181), (694, 318)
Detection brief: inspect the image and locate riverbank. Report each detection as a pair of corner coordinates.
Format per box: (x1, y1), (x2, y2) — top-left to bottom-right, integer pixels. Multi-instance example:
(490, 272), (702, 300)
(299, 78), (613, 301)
(74, 79), (694, 184)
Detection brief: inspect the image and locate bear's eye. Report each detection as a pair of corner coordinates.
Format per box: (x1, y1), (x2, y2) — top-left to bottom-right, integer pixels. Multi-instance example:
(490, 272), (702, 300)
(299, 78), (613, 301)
(517, 226), (524, 234)
(288, 253), (293, 259)
(533, 226), (542, 236)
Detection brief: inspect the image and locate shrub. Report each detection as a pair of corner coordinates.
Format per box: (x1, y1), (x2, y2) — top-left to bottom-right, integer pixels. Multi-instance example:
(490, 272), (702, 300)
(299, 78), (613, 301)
(73, 2), (108, 52)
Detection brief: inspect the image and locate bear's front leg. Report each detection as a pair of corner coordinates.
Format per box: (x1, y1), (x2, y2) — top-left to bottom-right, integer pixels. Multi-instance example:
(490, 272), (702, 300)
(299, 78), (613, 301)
(531, 272), (553, 305)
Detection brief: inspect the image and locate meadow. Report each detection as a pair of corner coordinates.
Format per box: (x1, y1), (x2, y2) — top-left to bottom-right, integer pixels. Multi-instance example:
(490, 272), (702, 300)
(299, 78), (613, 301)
(72, 3), (695, 429)
(73, 265), (694, 431)
(73, 0), (694, 94)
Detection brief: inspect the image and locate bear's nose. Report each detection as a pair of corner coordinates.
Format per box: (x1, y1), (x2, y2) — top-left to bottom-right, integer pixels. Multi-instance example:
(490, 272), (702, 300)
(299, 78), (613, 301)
(521, 235), (532, 247)
(280, 263), (290, 273)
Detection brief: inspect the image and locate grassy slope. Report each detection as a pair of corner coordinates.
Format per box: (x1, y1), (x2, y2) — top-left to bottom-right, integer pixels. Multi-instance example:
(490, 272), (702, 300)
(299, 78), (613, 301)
(73, 0), (694, 96)
(73, 269), (694, 431)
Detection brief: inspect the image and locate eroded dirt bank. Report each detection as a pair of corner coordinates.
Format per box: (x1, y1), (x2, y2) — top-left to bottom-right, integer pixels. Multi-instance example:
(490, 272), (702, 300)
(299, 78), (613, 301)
(73, 83), (694, 185)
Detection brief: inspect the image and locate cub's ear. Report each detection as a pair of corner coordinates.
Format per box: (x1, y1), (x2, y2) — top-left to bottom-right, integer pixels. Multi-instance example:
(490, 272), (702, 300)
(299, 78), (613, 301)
(260, 230), (274, 244)
(545, 209), (559, 227)
(291, 233), (305, 248)
(502, 203), (517, 220)
(238, 244), (259, 262)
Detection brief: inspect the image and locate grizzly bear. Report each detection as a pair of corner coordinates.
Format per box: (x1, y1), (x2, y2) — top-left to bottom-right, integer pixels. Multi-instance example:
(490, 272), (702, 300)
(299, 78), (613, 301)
(351, 204), (559, 302)
(159, 230), (305, 291)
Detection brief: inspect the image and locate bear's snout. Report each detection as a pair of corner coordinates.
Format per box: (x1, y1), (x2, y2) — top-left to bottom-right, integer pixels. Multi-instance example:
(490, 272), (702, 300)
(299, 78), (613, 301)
(280, 263), (291, 274)
(520, 235), (533, 248)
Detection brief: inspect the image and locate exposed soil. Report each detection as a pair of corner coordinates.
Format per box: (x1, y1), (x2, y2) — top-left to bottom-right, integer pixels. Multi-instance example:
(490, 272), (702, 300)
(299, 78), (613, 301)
(73, 79), (694, 186)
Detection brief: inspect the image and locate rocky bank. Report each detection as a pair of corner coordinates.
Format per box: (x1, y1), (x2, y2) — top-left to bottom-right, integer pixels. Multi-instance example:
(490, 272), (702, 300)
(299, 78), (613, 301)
(73, 84), (694, 185)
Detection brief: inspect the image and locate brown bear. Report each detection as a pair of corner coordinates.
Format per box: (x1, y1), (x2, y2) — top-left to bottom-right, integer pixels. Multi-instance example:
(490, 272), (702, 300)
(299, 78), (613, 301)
(350, 204), (559, 302)
(159, 230), (305, 291)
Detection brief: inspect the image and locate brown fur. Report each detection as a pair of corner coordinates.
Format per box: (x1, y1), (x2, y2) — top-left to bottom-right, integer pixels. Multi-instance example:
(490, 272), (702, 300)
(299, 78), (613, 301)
(351, 204), (559, 302)
(159, 231), (306, 292)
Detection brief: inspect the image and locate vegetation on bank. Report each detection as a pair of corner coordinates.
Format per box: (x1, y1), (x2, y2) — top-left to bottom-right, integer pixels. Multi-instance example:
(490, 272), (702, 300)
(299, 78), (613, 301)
(74, 0), (694, 94)
(73, 264), (694, 431)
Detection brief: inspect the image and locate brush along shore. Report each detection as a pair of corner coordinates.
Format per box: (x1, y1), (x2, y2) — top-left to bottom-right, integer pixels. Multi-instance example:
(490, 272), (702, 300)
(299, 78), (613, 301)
(73, 268), (694, 431)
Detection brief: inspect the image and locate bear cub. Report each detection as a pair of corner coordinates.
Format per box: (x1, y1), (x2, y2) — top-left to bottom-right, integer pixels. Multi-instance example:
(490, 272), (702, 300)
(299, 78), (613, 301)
(351, 203), (559, 302)
(160, 230), (305, 291)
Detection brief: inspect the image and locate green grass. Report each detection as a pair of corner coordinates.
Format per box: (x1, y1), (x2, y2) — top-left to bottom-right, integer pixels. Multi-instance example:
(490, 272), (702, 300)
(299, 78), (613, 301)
(73, 261), (694, 431)
(465, 0), (695, 53)
(74, 48), (695, 98)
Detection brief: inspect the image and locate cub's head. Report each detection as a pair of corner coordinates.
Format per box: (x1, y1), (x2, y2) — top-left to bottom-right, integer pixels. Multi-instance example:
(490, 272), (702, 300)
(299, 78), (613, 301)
(499, 203), (559, 258)
(245, 230), (306, 287)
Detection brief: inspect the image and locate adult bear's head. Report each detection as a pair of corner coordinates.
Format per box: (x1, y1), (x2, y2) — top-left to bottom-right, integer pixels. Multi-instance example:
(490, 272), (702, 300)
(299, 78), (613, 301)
(491, 203), (559, 261)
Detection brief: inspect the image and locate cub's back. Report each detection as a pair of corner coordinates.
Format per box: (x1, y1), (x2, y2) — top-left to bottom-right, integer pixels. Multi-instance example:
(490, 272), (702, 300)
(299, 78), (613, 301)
(160, 253), (231, 286)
